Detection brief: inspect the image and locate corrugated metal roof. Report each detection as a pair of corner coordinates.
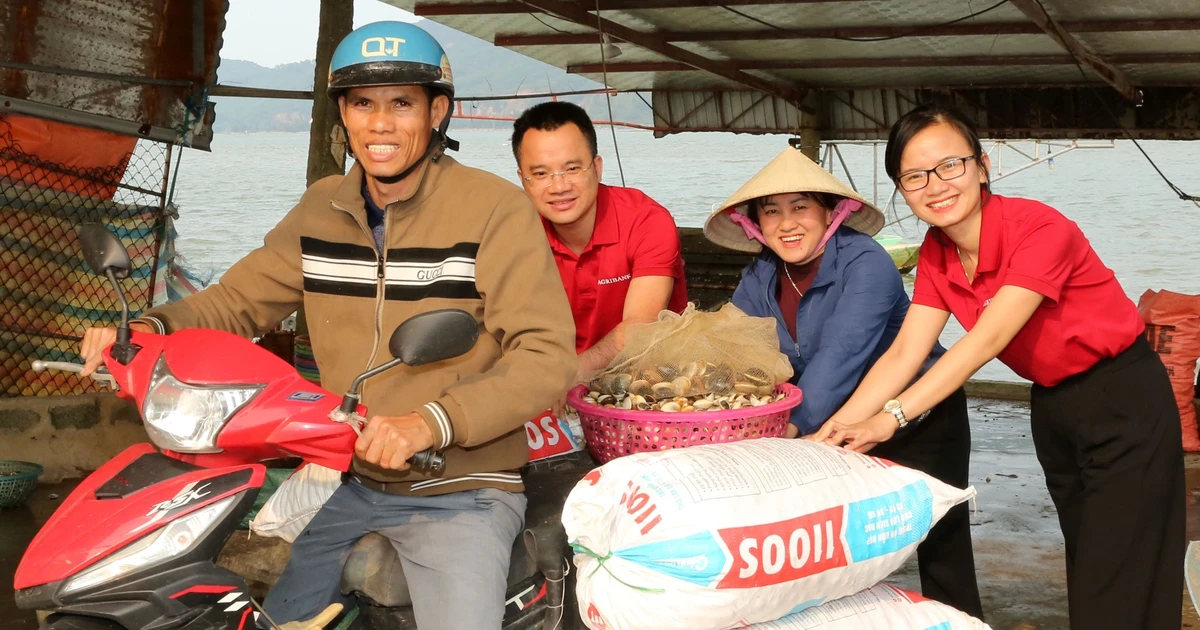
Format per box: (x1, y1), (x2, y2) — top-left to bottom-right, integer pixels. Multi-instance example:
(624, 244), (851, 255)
(0, 0), (228, 149)
(389, 0), (1200, 138)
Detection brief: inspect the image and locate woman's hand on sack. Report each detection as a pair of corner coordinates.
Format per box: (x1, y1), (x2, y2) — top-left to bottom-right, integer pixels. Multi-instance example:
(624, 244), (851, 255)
(356, 413), (435, 470)
(806, 414), (898, 453)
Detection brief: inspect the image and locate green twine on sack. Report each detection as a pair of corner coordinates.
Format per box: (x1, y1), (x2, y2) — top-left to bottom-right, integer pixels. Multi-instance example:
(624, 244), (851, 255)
(572, 544), (667, 594)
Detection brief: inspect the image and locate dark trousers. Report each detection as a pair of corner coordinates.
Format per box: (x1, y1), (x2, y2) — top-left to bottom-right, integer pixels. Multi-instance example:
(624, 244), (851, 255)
(1030, 336), (1185, 630)
(872, 387), (984, 619)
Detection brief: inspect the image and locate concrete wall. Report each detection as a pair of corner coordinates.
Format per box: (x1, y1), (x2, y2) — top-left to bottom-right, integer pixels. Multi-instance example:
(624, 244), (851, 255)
(0, 393), (145, 482)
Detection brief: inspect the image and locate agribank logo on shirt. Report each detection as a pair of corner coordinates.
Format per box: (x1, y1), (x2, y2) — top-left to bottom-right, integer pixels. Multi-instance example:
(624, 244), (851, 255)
(597, 273), (632, 286)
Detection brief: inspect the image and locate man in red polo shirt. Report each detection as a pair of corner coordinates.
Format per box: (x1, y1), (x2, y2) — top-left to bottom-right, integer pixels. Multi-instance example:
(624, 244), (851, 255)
(511, 102), (688, 385)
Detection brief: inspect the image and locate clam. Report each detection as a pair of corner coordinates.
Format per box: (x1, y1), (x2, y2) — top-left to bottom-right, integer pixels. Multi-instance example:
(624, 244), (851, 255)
(656, 364), (680, 381)
(681, 360), (709, 379)
(733, 381), (758, 395)
(757, 385), (775, 397)
(671, 376), (692, 397)
(742, 367), (772, 386)
(630, 379), (653, 397)
(597, 394), (615, 405)
(693, 399), (714, 411)
(617, 396), (633, 410)
(639, 367), (666, 384)
(660, 401), (681, 412)
(702, 364), (735, 395)
(612, 373), (633, 394)
(651, 382), (676, 399)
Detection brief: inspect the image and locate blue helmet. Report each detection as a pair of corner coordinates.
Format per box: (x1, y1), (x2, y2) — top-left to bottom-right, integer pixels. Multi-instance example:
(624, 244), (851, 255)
(328, 21), (454, 101)
(328, 21), (458, 155)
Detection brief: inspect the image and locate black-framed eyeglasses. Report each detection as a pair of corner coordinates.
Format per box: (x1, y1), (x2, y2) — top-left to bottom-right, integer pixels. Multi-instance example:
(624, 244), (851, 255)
(519, 157), (596, 188)
(896, 155), (979, 192)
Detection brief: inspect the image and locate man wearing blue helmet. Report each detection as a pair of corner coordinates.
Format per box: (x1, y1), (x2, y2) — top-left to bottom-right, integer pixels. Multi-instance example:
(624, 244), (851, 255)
(79, 20), (578, 630)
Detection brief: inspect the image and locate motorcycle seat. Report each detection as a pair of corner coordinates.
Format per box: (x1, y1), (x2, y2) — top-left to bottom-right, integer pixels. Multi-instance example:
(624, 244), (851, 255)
(341, 450), (596, 608)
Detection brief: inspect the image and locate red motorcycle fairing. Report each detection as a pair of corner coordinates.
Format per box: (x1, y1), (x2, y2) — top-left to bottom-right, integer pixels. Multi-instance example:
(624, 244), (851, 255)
(105, 329), (357, 472)
(14, 443), (264, 590)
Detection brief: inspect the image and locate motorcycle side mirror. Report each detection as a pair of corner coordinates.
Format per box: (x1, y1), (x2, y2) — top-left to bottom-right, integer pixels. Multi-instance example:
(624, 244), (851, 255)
(79, 224), (132, 279)
(388, 309), (480, 367)
(339, 309), (479, 414)
(78, 224), (139, 365)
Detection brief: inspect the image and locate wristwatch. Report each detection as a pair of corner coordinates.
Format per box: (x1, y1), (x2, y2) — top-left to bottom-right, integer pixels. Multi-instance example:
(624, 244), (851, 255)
(882, 399), (908, 428)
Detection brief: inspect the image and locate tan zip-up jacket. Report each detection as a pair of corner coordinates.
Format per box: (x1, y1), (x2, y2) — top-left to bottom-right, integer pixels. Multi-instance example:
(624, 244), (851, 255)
(137, 156), (578, 496)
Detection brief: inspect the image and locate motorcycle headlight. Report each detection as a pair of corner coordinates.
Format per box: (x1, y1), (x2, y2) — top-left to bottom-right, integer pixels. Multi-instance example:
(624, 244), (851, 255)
(142, 356), (262, 453)
(61, 494), (239, 595)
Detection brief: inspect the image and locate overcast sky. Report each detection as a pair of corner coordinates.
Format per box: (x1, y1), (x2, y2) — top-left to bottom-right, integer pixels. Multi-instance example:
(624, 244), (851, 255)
(220, 0), (418, 67)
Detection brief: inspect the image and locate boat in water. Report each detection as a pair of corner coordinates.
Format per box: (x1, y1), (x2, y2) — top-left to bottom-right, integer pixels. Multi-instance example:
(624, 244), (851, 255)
(874, 234), (921, 274)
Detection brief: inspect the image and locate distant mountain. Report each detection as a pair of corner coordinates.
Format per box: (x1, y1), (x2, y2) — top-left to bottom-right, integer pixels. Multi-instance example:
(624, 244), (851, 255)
(211, 19), (652, 133)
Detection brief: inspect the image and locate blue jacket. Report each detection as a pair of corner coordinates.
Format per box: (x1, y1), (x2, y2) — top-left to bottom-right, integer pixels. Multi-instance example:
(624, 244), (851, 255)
(731, 226), (943, 434)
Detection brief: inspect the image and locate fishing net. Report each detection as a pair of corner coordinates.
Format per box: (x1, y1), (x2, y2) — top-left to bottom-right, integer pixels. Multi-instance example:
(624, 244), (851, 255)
(588, 302), (793, 401)
(0, 113), (180, 398)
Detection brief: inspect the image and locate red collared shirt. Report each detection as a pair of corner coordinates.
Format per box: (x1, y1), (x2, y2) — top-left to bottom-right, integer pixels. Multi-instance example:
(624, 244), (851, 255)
(912, 194), (1143, 386)
(545, 184), (688, 353)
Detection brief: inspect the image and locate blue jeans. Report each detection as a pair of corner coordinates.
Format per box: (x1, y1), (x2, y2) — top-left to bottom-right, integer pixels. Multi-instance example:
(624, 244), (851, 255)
(262, 480), (527, 629)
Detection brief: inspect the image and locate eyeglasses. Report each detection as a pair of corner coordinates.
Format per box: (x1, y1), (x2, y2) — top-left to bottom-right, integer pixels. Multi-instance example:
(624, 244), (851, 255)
(520, 161), (595, 188)
(896, 155), (978, 192)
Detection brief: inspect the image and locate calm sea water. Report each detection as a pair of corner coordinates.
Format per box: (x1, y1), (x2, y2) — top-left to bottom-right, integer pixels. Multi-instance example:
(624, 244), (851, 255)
(170, 130), (1200, 382)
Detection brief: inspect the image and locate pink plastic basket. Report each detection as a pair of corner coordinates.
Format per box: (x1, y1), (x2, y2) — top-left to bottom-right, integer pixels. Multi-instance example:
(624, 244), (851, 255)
(566, 383), (803, 464)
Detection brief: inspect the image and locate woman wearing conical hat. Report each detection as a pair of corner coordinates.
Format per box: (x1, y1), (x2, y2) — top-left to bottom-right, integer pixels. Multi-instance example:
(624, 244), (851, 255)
(704, 148), (982, 618)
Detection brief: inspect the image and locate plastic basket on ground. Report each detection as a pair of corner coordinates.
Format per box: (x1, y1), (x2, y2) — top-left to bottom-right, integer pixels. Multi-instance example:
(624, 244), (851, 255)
(0, 461), (44, 509)
(294, 334), (321, 385)
(566, 383), (802, 464)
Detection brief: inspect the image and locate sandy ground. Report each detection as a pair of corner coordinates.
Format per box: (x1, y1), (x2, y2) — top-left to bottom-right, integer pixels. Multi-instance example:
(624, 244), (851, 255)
(2, 398), (1197, 630)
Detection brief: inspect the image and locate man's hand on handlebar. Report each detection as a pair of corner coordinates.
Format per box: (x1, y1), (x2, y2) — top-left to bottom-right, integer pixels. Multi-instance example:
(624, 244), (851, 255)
(355, 413), (435, 471)
(80, 322), (154, 377)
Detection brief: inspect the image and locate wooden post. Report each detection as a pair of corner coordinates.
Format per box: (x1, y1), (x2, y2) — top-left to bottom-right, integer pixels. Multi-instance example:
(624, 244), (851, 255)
(297, 0), (353, 337)
(797, 127), (821, 162)
(307, 0), (353, 187)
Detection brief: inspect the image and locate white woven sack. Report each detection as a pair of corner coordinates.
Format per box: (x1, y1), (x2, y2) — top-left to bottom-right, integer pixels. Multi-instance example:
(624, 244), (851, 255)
(565, 439), (975, 630)
(250, 463), (342, 543)
(747, 583), (991, 629)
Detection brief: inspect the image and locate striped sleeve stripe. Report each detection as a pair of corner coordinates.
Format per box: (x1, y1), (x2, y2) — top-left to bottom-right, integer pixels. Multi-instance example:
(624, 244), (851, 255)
(138, 316), (166, 334)
(423, 401), (453, 449)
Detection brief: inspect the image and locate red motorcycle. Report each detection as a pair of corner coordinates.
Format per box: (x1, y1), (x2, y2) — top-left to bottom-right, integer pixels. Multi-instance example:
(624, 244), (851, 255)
(15, 225), (585, 630)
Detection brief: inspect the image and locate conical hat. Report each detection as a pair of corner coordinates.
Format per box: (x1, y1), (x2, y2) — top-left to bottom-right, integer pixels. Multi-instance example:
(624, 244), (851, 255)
(703, 148), (885, 253)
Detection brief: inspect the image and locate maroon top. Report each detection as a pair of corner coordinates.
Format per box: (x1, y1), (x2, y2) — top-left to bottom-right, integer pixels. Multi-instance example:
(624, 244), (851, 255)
(776, 254), (822, 341)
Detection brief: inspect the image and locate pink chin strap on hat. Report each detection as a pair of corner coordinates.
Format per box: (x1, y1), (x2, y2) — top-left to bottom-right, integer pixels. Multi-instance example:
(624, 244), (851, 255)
(727, 197), (864, 263)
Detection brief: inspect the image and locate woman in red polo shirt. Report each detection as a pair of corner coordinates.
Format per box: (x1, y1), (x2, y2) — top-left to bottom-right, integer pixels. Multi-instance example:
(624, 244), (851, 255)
(812, 103), (1184, 630)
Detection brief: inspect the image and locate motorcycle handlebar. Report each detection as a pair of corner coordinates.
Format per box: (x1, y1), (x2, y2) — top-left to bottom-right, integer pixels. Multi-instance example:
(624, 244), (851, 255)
(328, 408), (445, 474)
(409, 449), (446, 474)
(31, 361), (115, 387)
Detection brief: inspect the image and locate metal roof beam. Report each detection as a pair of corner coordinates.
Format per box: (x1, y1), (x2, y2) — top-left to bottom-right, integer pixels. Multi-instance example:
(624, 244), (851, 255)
(567, 52), (1200, 73)
(496, 18), (1200, 46)
(510, 0), (806, 103)
(1007, 0), (1142, 104)
(416, 0), (864, 16)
